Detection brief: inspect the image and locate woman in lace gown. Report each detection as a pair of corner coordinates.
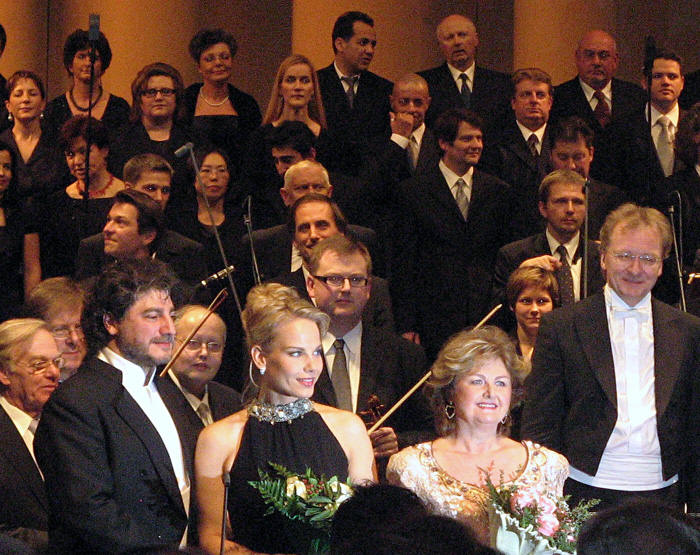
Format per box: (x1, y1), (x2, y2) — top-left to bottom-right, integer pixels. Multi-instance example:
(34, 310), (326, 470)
(387, 326), (568, 546)
(195, 283), (375, 554)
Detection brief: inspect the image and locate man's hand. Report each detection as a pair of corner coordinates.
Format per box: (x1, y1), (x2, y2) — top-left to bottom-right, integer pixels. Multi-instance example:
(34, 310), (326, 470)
(401, 331), (420, 345)
(390, 111), (414, 138)
(369, 427), (399, 458)
(519, 255), (562, 272)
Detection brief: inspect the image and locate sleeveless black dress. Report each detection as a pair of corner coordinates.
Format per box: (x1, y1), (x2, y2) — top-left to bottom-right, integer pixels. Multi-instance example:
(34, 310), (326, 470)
(228, 410), (348, 554)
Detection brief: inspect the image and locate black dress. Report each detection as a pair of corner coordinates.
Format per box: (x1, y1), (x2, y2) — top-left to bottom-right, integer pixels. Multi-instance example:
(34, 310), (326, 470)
(228, 410), (348, 554)
(43, 93), (131, 141)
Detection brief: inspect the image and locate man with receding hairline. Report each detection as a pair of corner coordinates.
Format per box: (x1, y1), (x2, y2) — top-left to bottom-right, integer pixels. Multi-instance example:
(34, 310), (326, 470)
(418, 14), (510, 130)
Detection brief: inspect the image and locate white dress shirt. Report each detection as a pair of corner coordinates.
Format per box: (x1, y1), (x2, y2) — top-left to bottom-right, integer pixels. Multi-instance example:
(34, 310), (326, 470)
(334, 61), (360, 94)
(439, 160), (473, 204)
(516, 121), (547, 154)
(545, 229), (582, 301)
(447, 62), (475, 93)
(578, 78), (613, 111)
(647, 103), (680, 150)
(168, 370), (213, 426)
(323, 322), (362, 413)
(569, 286), (678, 490)
(0, 396), (42, 473)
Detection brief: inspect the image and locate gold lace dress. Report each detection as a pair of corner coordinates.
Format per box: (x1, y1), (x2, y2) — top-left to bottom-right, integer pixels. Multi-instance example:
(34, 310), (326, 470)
(386, 440), (569, 545)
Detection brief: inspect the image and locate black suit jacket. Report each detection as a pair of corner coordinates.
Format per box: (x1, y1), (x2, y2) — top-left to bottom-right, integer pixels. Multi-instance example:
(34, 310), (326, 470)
(591, 108), (686, 205)
(491, 232), (605, 327)
(550, 77), (645, 141)
(317, 64), (392, 175)
(75, 229), (208, 287)
(521, 294), (700, 510)
(270, 268), (395, 333)
(311, 323), (434, 449)
(34, 357), (192, 554)
(480, 121), (553, 239)
(0, 405), (48, 551)
(418, 63), (511, 132)
(392, 167), (513, 358)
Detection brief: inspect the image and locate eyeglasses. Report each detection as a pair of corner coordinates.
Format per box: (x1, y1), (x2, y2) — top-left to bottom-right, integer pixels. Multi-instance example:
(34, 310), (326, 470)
(179, 339), (223, 353)
(611, 251), (660, 267)
(312, 275), (369, 288)
(141, 88), (176, 98)
(51, 324), (83, 339)
(16, 356), (65, 375)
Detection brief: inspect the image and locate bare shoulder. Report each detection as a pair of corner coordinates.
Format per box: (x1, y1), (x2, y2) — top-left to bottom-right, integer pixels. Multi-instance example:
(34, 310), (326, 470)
(196, 408), (248, 467)
(314, 403), (366, 434)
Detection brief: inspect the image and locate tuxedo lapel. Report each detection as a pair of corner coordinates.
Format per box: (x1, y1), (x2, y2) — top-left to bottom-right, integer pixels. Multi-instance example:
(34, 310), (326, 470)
(575, 295), (617, 408)
(0, 407), (47, 510)
(415, 129), (440, 175)
(313, 353), (337, 406)
(504, 126), (538, 172)
(426, 168), (468, 226)
(651, 300), (682, 417)
(113, 389), (185, 514)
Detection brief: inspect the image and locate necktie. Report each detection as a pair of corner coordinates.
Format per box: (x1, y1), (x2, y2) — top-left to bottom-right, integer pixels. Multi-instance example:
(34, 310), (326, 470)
(454, 178), (469, 221)
(342, 76), (358, 109)
(656, 115), (674, 177)
(555, 245), (575, 306)
(331, 339), (352, 411)
(196, 403), (214, 426)
(407, 134), (419, 171)
(527, 133), (539, 158)
(458, 73), (471, 107)
(592, 90), (611, 128)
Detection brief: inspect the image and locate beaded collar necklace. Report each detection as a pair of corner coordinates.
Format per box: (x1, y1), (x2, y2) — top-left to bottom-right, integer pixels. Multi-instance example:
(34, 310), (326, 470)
(247, 398), (313, 424)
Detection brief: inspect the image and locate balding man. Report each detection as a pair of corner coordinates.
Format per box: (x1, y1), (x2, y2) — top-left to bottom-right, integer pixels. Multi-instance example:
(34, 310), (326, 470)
(418, 14), (510, 130)
(550, 30), (645, 138)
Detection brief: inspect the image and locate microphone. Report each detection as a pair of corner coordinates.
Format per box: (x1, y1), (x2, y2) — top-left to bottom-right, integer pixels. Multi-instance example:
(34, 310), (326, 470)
(88, 14), (100, 42)
(174, 142), (194, 158)
(220, 471), (231, 555)
(197, 265), (236, 288)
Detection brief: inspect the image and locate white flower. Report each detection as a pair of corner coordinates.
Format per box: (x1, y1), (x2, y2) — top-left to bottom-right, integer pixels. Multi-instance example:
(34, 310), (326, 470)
(285, 476), (307, 500)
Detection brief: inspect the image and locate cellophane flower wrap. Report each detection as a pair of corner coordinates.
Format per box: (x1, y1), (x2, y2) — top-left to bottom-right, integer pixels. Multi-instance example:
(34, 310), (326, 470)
(486, 476), (598, 554)
(249, 462), (353, 554)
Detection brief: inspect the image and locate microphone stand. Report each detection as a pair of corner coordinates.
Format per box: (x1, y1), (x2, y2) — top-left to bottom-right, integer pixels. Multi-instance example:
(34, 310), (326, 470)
(82, 15), (100, 218)
(243, 196), (262, 286)
(668, 193), (687, 312)
(582, 180), (590, 299)
(220, 471), (231, 555)
(182, 144), (243, 316)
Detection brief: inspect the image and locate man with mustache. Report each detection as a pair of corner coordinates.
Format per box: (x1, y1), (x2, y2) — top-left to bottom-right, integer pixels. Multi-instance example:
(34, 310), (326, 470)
(35, 259), (194, 553)
(317, 11), (392, 176)
(480, 68), (554, 240)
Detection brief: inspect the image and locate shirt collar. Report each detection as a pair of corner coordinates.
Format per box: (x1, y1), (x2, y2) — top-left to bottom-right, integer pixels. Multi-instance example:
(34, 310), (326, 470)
(604, 283), (652, 311)
(647, 102), (680, 127)
(323, 321), (362, 358)
(447, 62), (475, 87)
(411, 122), (426, 144)
(98, 346), (157, 387)
(578, 77), (612, 104)
(545, 229), (581, 262)
(516, 120), (547, 144)
(334, 61), (360, 80)
(439, 159), (474, 189)
(0, 395), (35, 434)
(168, 369), (210, 413)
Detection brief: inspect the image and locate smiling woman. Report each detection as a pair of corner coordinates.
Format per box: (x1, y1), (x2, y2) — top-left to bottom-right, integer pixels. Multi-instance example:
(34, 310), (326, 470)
(194, 283), (375, 555)
(387, 326), (569, 548)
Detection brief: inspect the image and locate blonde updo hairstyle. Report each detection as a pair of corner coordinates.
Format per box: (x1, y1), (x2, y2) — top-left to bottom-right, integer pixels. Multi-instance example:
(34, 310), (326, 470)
(425, 325), (528, 436)
(241, 283), (329, 398)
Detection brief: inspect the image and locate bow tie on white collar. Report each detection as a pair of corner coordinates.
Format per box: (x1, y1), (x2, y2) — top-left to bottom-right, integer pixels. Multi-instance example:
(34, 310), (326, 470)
(611, 304), (651, 320)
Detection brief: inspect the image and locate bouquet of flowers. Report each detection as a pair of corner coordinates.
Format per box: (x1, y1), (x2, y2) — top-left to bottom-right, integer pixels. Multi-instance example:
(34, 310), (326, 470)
(249, 462), (353, 554)
(486, 477), (598, 554)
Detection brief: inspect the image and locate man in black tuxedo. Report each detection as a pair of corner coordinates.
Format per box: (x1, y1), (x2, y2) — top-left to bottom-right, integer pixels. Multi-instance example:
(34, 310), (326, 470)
(522, 204), (700, 512)
(549, 116), (627, 239)
(591, 50), (686, 205)
(480, 67), (554, 239)
(0, 320), (61, 553)
(35, 259), (193, 553)
(492, 169), (605, 329)
(317, 11), (392, 175)
(418, 14), (511, 132)
(392, 108), (512, 360)
(75, 189), (207, 288)
(307, 235), (433, 461)
(550, 30), (645, 144)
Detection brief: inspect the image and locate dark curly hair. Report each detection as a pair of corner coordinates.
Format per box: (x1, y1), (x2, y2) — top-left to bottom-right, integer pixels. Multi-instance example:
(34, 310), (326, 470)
(59, 116), (110, 153)
(188, 28), (238, 62)
(62, 29), (113, 75)
(82, 258), (177, 357)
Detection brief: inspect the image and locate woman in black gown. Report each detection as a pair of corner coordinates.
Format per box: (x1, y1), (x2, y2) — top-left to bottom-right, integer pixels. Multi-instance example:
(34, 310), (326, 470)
(195, 283), (374, 554)
(184, 28), (261, 177)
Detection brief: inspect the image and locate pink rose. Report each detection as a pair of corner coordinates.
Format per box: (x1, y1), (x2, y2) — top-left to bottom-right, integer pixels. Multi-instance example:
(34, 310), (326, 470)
(537, 495), (557, 515)
(537, 513), (560, 537)
(510, 488), (537, 513)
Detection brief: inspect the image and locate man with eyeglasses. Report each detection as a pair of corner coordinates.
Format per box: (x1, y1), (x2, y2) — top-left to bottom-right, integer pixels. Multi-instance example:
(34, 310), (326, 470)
(0, 318), (62, 552)
(523, 203), (700, 513)
(550, 30), (644, 140)
(306, 235), (433, 461)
